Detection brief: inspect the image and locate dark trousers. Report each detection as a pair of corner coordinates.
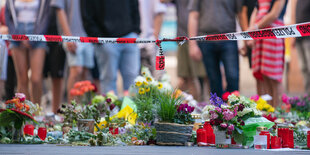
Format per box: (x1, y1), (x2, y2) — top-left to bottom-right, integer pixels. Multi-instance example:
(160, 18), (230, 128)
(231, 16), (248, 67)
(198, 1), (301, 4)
(5, 56), (16, 100)
(198, 41), (239, 96)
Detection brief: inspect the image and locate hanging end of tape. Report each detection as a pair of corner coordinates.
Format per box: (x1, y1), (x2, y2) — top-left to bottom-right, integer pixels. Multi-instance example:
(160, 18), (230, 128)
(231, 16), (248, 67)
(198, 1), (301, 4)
(155, 40), (165, 70)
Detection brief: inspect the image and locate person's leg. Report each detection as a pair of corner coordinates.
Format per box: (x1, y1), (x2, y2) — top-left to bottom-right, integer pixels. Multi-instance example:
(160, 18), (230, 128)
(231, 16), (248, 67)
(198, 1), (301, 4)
(270, 77), (282, 107)
(220, 41), (239, 93)
(29, 48), (45, 104)
(5, 55), (17, 100)
(119, 43), (140, 93)
(296, 40), (310, 93)
(96, 44), (120, 94)
(256, 79), (265, 96)
(199, 42), (222, 96)
(11, 47), (30, 99)
(51, 78), (63, 113)
(90, 56), (101, 94)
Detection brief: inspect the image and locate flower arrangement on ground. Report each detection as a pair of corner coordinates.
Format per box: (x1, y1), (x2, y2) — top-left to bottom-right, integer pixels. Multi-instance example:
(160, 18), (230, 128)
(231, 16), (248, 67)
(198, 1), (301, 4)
(0, 93), (39, 142)
(282, 94), (310, 120)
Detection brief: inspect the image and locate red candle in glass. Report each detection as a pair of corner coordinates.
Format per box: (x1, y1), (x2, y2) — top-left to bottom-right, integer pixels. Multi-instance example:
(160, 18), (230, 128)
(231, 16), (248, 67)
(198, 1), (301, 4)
(197, 125), (207, 146)
(23, 124), (34, 136)
(231, 137), (236, 145)
(271, 136), (281, 149)
(283, 128), (290, 148)
(208, 133), (215, 145)
(38, 127), (47, 141)
(307, 131), (310, 149)
(204, 122), (215, 145)
(288, 129), (294, 148)
(260, 131), (271, 149)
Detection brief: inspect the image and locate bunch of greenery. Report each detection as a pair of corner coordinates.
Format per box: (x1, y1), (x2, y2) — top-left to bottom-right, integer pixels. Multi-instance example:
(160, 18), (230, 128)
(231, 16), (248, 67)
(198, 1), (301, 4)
(156, 91), (183, 123)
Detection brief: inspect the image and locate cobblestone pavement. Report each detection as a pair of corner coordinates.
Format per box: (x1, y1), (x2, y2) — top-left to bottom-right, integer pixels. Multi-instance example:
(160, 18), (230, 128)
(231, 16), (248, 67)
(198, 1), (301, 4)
(1, 144), (310, 155)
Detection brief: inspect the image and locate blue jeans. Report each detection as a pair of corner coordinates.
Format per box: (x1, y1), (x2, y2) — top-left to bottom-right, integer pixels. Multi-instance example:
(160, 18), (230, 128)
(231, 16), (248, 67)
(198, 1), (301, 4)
(9, 22), (47, 50)
(198, 41), (239, 96)
(95, 32), (140, 94)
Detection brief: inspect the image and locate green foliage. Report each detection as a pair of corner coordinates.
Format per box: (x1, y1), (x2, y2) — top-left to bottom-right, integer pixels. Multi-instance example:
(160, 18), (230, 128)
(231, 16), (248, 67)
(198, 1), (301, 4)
(156, 91), (183, 123)
(67, 130), (96, 143)
(0, 109), (34, 130)
(135, 97), (155, 123)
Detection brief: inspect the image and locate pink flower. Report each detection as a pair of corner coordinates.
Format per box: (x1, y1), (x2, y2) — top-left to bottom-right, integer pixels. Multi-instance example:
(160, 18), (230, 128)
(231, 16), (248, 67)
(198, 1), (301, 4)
(215, 107), (222, 113)
(223, 110), (234, 121)
(15, 93), (26, 102)
(228, 124), (234, 131)
(220, 123), (228, 128)
(231, 91), (240, 96)
(250, 95), (259, 102)
(281, 94), (289, 105)
(211, 113), (219, 119)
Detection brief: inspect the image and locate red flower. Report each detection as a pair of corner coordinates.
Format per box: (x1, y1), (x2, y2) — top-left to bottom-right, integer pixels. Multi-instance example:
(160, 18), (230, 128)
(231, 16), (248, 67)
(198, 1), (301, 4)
(109, 104), (116, 111)
(106, 98), (112, 104)
(231, 91), (240, 96)
(222, 92), (231, 102)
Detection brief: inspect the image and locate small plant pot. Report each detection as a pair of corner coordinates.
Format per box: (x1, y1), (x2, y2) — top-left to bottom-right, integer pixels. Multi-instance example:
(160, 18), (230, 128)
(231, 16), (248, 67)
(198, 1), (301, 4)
(155, 122), (193, 146)
(77, 119), (95, 133)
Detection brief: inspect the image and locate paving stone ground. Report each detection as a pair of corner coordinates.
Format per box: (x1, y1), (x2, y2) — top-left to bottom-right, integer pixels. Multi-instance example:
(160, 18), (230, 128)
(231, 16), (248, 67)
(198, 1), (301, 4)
(1, 144), (310, 155)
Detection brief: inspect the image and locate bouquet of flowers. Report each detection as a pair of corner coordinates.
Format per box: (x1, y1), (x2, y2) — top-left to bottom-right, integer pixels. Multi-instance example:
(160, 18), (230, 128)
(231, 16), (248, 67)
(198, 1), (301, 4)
(0, 93), (39, 141)
(282, 94), (310, 119)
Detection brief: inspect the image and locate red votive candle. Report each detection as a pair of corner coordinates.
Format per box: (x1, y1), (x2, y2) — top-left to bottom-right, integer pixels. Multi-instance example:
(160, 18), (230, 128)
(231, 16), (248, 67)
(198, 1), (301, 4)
(271, 136), (281, 149)
(109, 127), (119, 135)
(38, 127), (47, 141)
(23, 124), (34, 136)
(260, 131), (271, 149)
(288, 129), (294, 148)
(197, 125), (207, 146)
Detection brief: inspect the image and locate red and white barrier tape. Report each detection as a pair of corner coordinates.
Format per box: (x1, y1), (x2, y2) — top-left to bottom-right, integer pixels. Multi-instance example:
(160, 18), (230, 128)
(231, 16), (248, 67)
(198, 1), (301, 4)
(1, 22), (309, 70)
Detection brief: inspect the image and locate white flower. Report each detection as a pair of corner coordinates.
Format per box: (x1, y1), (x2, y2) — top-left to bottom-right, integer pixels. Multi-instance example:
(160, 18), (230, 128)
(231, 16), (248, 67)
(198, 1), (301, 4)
(221, 104), (229, 109)
(202, 105), (215, 112)
(228, 94), (238, 103)
(239, 96), (247, 104)
(237, 107), (252, 117)
(134, 76), (146, 83)
(253, 109), (262, 116)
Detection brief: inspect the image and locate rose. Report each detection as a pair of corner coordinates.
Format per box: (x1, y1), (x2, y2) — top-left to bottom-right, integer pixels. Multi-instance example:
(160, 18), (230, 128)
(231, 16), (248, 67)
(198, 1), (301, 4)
(109, 104), (116, 111)
(106, 98), (112, 104)
(228, 124), (234, 131)
(210, 119), (216, 125)
(15, 93), (26, 102)
(220, 123), (228, 128)
(222, 92), (231, 102)
(250, 95), (260, 102)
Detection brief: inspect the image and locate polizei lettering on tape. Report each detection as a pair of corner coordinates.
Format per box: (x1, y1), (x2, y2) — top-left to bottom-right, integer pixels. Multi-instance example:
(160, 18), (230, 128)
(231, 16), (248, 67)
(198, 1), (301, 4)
(272, 27), (295, 37)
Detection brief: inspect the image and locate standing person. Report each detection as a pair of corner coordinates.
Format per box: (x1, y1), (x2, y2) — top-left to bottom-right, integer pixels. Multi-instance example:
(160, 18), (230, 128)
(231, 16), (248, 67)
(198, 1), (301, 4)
(51, 0), (94, 102)
(249, 0), (287, 107)
(188, 0), (247, 97)
(0, 6), (8, 101)
(161, 0), (207, 101)
(5, 0), (50, 104)
(139, 0), (166, 79)
(81, 0), (141, 95)
(240, 0), (261, 94)
(43, 6), (66, 114)
(292, 0), (310, 94)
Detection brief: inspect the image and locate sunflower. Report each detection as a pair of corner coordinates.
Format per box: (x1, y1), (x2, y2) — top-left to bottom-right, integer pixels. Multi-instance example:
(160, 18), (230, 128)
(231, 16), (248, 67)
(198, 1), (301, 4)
(146, 77), (152, 82)
(136, 81), (142, 87)
(145, 87), (150, 92)
(157, 82), (163, 89)
(139, 88), (145, 95)
(143, 81), (148, 86)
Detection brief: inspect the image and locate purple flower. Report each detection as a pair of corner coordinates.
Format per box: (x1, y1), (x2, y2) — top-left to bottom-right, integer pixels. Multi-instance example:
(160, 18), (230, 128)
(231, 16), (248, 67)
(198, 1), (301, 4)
(223, 110), (234, 121)
(211, 113), (219, 119)
(215, 107), (222, 113)
(188, 106), (195, 113)
(183, 104), (188, 109)
(220, 123), (228, 128)
(119, 128), (126, 134)
(297, 102), (302, 106)
(240, 121), (245, 126)
(228, 124), (235, 131)
(210, 93), (224, 107)
(106, 98), (112, 104)
(109, 104), (116, 111)
(238, 104), (245, 111)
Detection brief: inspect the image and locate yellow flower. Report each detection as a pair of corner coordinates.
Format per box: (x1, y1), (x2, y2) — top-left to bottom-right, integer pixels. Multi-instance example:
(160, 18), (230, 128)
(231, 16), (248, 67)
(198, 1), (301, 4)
(146, 77), (152, 82)
(136, 81), (142, 87)
(268, 107), (275, 113)
(142, 72), (146, 76)
(157, 82), (163, 89)
(143, 81), (148, 86)
(145, 87), (150, 92)
(139, 88), (145, 95)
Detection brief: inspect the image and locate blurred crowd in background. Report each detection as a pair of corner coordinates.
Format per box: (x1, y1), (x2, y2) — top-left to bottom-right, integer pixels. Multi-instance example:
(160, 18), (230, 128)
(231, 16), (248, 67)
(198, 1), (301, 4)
(0, 0), (309, 115)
